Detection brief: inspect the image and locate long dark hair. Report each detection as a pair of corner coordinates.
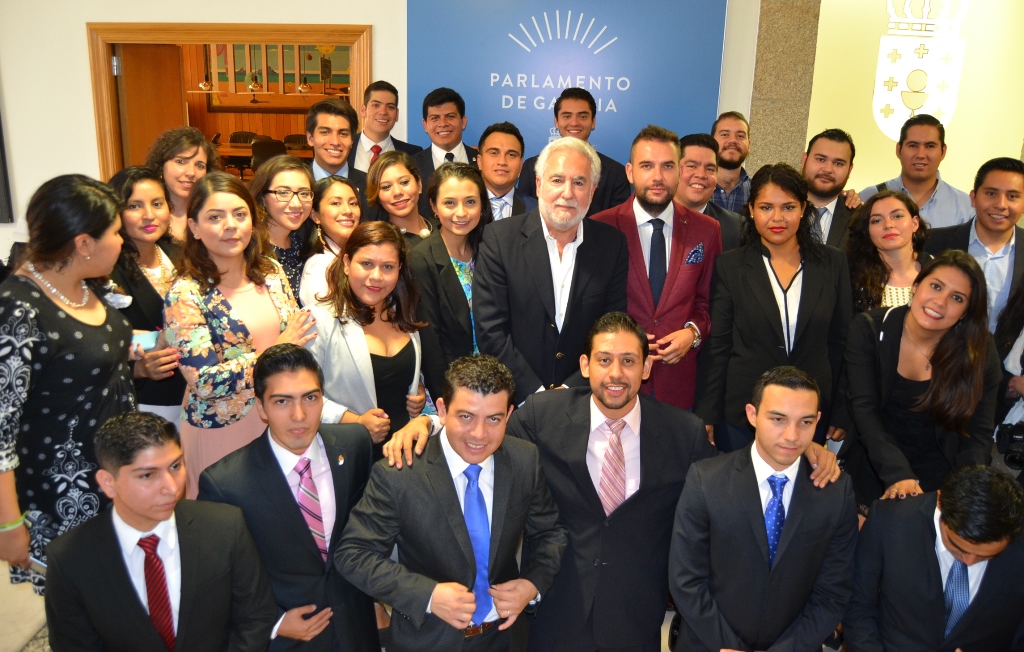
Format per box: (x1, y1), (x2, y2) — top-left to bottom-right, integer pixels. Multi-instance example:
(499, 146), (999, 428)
(108, 166), (176, 283)
(179, 172), (274, 291)
(741, 163), (824, 261)
(322, 221), (426, 332)
(426, 162), (494, 255)
(847, 190), (929, 312)
(248, 155), (322, 261)
(366, 150), (421, 214)
(911, 251), (990, 433)
(24, 174), (121, 272)
(313, 175), (362, 251)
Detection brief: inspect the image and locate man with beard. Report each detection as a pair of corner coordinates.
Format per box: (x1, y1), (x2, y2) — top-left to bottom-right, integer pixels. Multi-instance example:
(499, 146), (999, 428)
(711, 111), (752, 214)
(594, 126), (722, 410)
(474, 137), (629, 405)
(801, 128), (858, 249)
(673, 133), (746, 251)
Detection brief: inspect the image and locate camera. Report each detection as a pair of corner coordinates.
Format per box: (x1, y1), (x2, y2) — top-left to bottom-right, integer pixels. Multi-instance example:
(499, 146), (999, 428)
(996, 422), (1024, 470)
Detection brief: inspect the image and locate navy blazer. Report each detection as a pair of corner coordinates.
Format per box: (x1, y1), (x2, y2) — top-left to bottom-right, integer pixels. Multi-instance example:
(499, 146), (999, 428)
(346, 132), (423, 171)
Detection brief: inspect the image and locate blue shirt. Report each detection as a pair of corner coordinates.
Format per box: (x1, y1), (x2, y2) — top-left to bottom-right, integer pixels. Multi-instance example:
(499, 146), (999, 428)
(966, 219), (1015, 332)
(713, 167), (751, 214)
(311, 159), (349, 182)
(859, 171), (973, 229)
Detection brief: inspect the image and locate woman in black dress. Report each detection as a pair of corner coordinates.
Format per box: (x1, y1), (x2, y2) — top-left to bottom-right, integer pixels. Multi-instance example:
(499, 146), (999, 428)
(366, 151), (439, 251)
(0, 175), (136, 593)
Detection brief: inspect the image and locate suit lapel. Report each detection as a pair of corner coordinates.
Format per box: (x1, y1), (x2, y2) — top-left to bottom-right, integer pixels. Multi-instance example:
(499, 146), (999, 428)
(426, 437), (476, 570)
(661, 205), (690, 307)
(1011, 226), (1024, 298)
(522, 215), (557, 323)
(564, 395), (605, 513)
(322, 430), (353, 555)
(793, 256), (826, 345)
(736, 451), (771, 565)
(744, 246), (787, 346)
(175, 504), (201, 644)
(772, 460), (811, 565)
(96, 511), (165, 645)
(340, 315), (377, 404)
(488, 446), (511, 569)
(512, 194), (526, 216)
(619, 201), (657, 314)
(565, 219), (597, 323)
(431, 237), (472, 339)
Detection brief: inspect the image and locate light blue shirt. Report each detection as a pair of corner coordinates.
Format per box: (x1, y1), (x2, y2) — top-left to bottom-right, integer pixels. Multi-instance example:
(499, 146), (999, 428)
(311, 159), (349, 182)
(859, 171), (973, 230)
(967, 219), (1015, 332)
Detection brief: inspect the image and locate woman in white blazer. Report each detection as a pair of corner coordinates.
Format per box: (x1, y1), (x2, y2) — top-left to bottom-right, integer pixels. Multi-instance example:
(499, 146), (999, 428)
(307, 221), (427, 459)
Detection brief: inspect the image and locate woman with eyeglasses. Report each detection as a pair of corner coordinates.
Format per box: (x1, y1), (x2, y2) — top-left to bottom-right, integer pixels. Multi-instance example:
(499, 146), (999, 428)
(249, 155), (322, 296)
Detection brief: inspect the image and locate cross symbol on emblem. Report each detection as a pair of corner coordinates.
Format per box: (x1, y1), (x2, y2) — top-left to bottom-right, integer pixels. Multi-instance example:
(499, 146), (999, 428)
(914, 44), (929, 58)
(883, 77), (897, 91)
(879, 104), (895, 118)
(887, 48), (901, 64)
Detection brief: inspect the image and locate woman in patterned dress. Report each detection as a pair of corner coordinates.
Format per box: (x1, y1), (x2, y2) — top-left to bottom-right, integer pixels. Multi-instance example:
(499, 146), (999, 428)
(0, 175), (136, 593)
(164, 172), (314, 498)
(409, 162), (494, 400)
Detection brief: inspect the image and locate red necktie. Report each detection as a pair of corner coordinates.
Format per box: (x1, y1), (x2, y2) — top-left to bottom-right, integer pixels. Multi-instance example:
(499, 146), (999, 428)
(370, 144), (382, 165)
(137, 535), (176, 650)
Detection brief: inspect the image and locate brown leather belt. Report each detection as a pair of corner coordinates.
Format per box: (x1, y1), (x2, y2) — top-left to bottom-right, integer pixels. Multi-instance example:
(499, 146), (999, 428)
(464, 620), (499, 638)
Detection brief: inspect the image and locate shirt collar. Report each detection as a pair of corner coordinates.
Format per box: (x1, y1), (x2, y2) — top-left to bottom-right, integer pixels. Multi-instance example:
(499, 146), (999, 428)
(897, 170), (945, 195)
(112, 505), (178, 555)
(539, 213), (585, 246)
(815, 195), (839, 216)
(588, 394), (641, 438)
(697, 202), (710, 214)
(267, 428), (324, 476)
(360, 134), (393, 151)
(438, 426), (494, 480)
(432, 141), (467, 162)
(750, 443), (801, 488)
(312, 159), (348, 181)
(632, 197), (674, 227)
(969, 218), (1016, 255)
(488, 188), (516, 203)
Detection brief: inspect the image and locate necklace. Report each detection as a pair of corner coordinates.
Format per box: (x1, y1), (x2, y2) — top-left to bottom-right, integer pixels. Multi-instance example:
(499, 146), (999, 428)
(140, 247), (174, 297)
(903, 315), (933, 371)
(397, 217), (432, 238)
(26, 261), (90, 308)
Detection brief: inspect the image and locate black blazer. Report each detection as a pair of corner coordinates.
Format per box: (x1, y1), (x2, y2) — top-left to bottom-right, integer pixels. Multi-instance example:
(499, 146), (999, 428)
(844, 492), (1024, 652)
(517, 151), (631, 217)
(702, 201), (745, 251)
(45, 500), (277, 652)
(411, 144), (479, 219)
(509, 388), (717, 649)
(197, 425), (379, 652)
(110, 242), (187, 407)
(694, 243), (853, 439)
(844, 306), (999, 489)
(474, 210), (629, 405)
(409, 232), (474, 400)
(825, 200), (855, 249)
(510, 190), (538, 217)
(670, 449), (858, 652)
(346, 133), (423, 170)
(336, 434), (567, 652)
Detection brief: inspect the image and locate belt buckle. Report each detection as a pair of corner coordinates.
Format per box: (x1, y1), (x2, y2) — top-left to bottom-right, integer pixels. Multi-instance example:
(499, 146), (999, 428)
(464, 620), (497, 638)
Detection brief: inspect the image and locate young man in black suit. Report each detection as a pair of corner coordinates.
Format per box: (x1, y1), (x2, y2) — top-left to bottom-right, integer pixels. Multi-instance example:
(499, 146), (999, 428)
(517, 87), (630, 217)
(801, 128), (860, 249)
(674, 133), (745, 251)
(844, 465), (1024, 651)
(671, 366), (857, 652)
(478, 121), (537, 219)
(412, 87), (479, 218)
(347, 80), (423, 174)
(337, 355), (567, 652)
(45, 412), (276, 651)
(198, 344), (379, 651)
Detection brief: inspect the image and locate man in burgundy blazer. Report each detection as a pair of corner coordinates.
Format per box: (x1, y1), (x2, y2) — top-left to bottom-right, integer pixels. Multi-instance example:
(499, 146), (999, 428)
(593, 126), (722, 410)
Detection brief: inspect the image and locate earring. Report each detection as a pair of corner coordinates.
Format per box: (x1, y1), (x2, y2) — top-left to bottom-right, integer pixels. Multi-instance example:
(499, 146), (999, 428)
(85, 256), (91, 260)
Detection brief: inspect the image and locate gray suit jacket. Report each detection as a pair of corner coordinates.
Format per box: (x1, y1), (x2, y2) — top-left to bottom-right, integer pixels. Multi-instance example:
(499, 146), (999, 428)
(337, 434), (568, 652)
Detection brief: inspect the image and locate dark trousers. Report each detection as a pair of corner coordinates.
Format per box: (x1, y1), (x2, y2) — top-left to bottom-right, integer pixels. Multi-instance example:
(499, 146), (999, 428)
(527, 609), (661, 652)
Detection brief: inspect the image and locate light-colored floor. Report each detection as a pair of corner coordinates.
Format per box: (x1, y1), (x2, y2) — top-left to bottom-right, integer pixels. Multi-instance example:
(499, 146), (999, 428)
(0, 562), (46, 652)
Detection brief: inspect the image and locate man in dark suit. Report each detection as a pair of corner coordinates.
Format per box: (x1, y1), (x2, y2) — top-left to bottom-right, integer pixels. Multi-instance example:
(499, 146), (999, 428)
(305, 98), (369, 215)
(412, 87), (479, 218)
(517, 88), (630, 217)
(198, 344), (379, 651)
(802, 128), (859, 249)
(924, 157), (1024, 333)
(45, 412), (276, 651)
(671, 366), (857, 652)
(478, 121), (537, 219)
(337, 356), (567, 652)
(674, 133), (746, 251)
(474, 136), (629, 406)
(594, 126), (722, 410)
(347, 80), (422, 174)
(844, 465), (1024, 651)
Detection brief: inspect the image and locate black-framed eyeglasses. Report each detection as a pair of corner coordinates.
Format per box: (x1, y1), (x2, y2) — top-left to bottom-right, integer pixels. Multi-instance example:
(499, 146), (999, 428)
(267, 188), (313, 202)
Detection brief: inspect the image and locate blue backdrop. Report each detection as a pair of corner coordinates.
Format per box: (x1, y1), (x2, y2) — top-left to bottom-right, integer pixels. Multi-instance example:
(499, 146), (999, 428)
(407, 0), (728, 166)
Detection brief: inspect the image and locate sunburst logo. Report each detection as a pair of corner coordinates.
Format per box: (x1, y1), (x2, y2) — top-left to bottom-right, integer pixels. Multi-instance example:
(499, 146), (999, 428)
(508, 10), (618, 55)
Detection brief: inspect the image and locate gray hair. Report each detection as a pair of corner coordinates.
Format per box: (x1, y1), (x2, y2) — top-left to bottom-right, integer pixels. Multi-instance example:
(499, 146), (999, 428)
(535, 136), (601, 188)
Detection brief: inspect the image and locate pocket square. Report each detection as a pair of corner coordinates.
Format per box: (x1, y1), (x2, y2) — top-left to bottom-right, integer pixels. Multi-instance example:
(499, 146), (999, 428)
(685, 243), (705, 265)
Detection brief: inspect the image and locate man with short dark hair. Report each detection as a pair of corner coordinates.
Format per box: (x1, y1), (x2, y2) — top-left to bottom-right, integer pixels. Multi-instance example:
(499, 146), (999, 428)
(674, 133), (746, 251)
(671, 366), (857, 652)
(199, 344), (380, 651)
(347, 80), (423, 173)
(338, 355), (567, 652)
(844, 465), (1024, 651)
(802, 128), (859, 248)
(924, 157), (1024, 332)
(517, 88), (631, 216)
(594, 126), (721, 410)
(860, 114), (973, 229)
(478, 121), (537, 219)
(413, 87), (479, 217)
(711, 111), (752, 214)
(306, 98), (363, 184)
(45, 412), (277, 651)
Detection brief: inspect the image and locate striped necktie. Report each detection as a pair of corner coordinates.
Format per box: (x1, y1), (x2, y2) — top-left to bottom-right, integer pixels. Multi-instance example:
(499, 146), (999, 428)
(295, 457), (327, 562)
(598, 419), (627, 515)
(137, 535), (176, 650)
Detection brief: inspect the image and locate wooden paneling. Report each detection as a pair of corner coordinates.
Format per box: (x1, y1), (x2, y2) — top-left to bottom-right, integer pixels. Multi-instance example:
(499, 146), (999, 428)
(116, 44), (187, 167)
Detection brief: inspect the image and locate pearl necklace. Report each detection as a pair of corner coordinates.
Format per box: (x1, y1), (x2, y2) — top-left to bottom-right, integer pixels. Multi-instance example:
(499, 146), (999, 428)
(397, 217), (432, 238)
(26, 261), (90, 308)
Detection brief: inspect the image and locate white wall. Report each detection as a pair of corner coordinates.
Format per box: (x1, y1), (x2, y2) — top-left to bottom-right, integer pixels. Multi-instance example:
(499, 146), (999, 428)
(718, 0), (760, 118)
(0, 0), (408, 254)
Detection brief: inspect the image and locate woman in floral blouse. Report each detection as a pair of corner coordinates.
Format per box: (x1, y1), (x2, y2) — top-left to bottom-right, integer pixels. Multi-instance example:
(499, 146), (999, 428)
(164, 172), (314, 497)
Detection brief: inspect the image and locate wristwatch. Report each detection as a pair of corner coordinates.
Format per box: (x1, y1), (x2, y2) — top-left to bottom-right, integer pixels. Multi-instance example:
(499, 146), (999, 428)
(685, 323), (702, 349)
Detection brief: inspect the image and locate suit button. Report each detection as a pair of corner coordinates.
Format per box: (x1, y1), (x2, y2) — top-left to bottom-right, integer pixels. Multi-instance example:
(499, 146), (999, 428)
(604, 521), (610, 527)
(593, 558), (600, 567)
(654, 319), (659, 326)
(555, 352), (563, 359)
(550, 323), (556, 328)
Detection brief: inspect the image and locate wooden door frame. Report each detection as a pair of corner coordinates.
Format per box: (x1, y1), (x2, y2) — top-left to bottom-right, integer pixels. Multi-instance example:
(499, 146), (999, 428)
(87, 23), (372, 180)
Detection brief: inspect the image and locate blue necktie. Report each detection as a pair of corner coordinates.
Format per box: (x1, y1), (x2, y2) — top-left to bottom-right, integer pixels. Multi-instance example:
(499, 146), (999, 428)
(463, 465), (492, 626)
(648, 218), (666, 306)
(944, 559), (969, 637)
(765, 475), (788, 567)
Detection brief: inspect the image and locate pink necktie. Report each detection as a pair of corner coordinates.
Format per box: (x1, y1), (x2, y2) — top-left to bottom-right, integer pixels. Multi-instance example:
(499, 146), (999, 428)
(295, 457), (327, 562)
(598, 419), (627, 515)
(370, 144), (382, 165)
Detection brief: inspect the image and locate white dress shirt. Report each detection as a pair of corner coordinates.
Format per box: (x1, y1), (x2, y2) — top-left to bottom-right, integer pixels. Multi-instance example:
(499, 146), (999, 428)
(312, 159), (350, 182)
(431, 142), (469, 169)
(751, 445), (800, 515)
(813, 196), (839, 242)
(540, 215), (584, 333)
(587, 396), (642, 501)
(934, 506), (987, 605)
(487, 188), (516, 220)
(633, 197), (673, 269)
(353, 134), (395, 173)
(268, 431), (338, 551)
(111, 508), (182, 632)
(761, 254), (804, 355)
